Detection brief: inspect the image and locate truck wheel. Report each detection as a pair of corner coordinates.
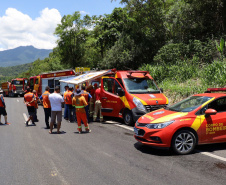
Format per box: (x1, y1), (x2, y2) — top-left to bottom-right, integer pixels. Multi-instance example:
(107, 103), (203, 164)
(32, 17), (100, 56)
(123, 110), (134, 126)
(171, 130), (196, 155)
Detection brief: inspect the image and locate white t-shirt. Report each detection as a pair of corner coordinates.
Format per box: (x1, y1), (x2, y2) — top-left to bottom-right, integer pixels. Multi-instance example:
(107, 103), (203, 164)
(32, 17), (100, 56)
(49, 93), (64, 111)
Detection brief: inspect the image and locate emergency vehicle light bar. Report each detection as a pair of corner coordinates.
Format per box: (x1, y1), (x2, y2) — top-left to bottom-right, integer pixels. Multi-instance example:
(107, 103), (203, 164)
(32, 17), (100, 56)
(127, 71), (148, 76)
(206, 88), (226, 92)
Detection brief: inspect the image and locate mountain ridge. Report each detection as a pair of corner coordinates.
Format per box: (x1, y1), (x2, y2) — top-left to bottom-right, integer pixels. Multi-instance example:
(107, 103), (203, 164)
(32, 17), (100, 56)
(0, 45), (52, 67)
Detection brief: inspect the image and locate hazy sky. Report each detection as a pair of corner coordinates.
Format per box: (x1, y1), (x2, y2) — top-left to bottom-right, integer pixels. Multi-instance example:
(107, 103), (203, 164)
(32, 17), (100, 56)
(0, 0), (123, 51)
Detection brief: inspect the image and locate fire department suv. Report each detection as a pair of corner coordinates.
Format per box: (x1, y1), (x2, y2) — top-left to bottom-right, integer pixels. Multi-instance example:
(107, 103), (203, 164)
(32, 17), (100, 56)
(134, 88), (226, 155)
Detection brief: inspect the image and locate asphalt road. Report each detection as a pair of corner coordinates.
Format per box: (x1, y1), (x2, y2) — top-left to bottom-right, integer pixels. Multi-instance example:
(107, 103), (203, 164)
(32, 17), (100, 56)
(0, 97), (225, 185)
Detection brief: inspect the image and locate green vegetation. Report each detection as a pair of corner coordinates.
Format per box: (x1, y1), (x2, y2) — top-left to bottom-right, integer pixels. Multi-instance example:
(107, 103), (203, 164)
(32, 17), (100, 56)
(0, 63), (32, 83)
(6, 0), (226, 102)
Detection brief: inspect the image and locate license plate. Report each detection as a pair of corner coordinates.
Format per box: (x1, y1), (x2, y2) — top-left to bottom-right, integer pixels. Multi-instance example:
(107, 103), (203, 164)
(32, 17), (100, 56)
(134, 127), (139, 135)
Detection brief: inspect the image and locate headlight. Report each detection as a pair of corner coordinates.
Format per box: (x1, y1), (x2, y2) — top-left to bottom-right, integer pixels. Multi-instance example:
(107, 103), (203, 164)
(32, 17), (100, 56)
(146, 120), (174, 129)
(133, 97), (146, 112)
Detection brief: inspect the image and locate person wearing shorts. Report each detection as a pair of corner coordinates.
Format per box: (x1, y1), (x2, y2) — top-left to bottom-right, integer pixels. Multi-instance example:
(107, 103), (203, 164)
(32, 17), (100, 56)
(0, 94), (8, 124)
(49, 86), (64, 134)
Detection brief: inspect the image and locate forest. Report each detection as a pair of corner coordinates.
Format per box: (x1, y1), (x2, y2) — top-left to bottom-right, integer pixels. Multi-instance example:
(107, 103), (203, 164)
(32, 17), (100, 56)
(17, 0), (226, 102)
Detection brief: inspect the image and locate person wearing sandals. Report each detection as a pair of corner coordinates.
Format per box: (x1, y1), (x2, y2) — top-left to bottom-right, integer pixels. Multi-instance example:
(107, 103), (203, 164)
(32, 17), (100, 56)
(0, 94), (8, 124)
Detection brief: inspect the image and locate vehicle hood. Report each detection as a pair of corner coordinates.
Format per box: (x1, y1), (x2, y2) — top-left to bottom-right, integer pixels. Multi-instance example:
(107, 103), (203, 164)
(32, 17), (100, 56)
(137, 109), (189, 124)
(132, 93), (168, 105)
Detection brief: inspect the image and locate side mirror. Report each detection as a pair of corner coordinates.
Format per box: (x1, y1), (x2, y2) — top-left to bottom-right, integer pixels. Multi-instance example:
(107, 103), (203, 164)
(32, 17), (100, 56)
(118, 88), (125, 97)
(205, 109), (217, 117)
(160, 88), (163, 93)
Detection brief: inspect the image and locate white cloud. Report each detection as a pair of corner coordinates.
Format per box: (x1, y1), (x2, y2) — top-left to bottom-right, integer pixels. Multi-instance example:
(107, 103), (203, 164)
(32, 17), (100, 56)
(80, 11), (89, 15)
(0, 8), (62, 50)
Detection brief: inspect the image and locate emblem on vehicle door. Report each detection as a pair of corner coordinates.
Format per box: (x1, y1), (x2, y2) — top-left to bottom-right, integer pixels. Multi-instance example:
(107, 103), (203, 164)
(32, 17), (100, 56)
(156, 100), (158, 104)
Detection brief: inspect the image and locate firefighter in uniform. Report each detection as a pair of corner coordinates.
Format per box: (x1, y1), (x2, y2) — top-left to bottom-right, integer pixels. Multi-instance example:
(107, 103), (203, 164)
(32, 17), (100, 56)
(39, 86), (51, 129)
(0, 94), (8, 124)
(24, 87), (36, 126)
(93, 84), (103, 122)
(72, 89), (91, 133)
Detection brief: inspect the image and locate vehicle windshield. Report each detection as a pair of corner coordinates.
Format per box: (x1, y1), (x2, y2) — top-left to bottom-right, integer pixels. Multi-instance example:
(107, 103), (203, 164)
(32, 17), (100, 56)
(167, 96), (212, 112)
(12, 80), (23, 85)
(123, 78), (160, 94)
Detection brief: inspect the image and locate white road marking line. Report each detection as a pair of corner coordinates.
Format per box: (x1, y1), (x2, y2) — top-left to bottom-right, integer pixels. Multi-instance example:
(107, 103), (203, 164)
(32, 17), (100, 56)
(23, 113), (28, 121)
(197, 151), (226, 162)
(17, 99), (19, 102)
(114, 123), (134, 131)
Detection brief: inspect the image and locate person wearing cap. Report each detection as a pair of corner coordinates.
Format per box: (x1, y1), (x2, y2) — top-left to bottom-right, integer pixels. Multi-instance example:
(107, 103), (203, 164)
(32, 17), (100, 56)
(72, 89), (91, 134)
(63, 85), (69, 120)
(24, 87), (36, 126)
(93, 84), (103, 122)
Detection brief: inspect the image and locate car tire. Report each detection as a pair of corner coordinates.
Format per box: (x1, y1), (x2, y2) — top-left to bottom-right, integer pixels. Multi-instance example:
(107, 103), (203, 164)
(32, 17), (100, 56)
(171, 130), (196, 155)
(123, 110), (134, 126)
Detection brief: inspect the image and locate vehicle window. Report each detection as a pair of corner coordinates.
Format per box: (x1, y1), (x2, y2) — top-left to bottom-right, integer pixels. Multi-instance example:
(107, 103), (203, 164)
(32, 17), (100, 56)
(208, 97), (226, 112)
(24, 80), (28, 85)
(117, 78), (124, 88)
(103, 78), (121, 96)
(48, 79), (54, 93)
(30, 79), (34, 86)
(13, 81), (23, 85)
(123, 78), (160, 94)
(35, 78), (39, 84)
(167, 96), (212, 112)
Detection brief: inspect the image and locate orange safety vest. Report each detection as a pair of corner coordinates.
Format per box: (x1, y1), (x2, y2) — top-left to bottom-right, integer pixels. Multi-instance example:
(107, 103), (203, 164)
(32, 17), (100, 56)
(72, 96), (87, 113)
(65, 91), (73, 105)
(81, 90), (89, 103)
(24, 92), (36, 107)
(42, 91), (51, 108)
(0, 95), (5, 107)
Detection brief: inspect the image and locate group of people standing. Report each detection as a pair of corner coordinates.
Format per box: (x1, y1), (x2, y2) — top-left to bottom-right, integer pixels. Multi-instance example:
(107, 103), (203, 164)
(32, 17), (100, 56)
(23, 83), (103, 134)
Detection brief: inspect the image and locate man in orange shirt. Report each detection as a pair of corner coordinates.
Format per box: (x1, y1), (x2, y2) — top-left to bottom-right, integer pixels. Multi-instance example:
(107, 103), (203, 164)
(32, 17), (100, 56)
(93, 84), (103, 122)
(24, 87), (36, 126)
(81, 85), (92, 123)
(0, 94), (8, 124)
(39, 86), (51, 129)
(72, 89), (91, 134)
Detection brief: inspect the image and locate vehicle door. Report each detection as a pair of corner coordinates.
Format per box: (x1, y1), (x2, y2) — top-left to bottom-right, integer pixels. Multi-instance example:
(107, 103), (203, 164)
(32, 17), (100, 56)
(101, 77), (125, 117)
(199, 97), (226, 143)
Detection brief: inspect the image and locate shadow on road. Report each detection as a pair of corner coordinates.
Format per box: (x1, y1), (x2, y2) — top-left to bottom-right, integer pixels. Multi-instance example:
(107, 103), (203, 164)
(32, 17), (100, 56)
(134, 142), (172, 156)
(195, 142), (226, 153)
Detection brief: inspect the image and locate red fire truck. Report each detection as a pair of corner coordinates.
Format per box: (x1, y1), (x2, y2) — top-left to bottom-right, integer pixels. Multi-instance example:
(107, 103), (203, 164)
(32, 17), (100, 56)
(29, 69), (77, 96)
(1, 78), (29, 97)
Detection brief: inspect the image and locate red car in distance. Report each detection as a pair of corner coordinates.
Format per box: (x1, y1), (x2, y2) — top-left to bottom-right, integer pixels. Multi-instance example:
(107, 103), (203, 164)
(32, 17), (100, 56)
(134, 88), (226, 155)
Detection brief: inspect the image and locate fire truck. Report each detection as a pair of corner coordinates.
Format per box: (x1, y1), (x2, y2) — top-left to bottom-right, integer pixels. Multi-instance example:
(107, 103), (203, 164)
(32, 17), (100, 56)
(1, 78), (29, 97)
(29, 69), (78, 96)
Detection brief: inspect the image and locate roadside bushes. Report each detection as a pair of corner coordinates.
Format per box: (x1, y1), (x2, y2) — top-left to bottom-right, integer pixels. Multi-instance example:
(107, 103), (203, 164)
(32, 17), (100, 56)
(153, 40), (215, 65)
